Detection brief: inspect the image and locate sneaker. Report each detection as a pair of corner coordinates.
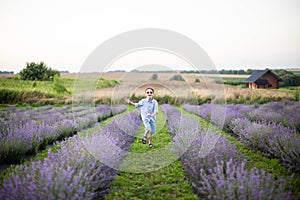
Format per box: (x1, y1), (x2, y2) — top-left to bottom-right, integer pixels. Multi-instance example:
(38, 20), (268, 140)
(149, 143), (153, 148)
(142, 136), (146, 144)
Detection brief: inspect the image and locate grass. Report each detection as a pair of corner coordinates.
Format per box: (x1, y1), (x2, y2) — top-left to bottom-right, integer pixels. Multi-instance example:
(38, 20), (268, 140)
(105, 107), (198, 200)
(179, 107), (300, 194)
(212, 77), (246, 86)
(0, 78), (70, 104)
(0, 77), (119, 104)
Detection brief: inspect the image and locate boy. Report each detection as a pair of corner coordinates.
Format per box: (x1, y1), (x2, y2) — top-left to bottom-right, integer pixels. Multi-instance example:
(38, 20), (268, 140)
(125, 87), (158, 148)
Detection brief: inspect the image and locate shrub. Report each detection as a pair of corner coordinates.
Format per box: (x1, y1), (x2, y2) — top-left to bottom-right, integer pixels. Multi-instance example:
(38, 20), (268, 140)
(151, 73), (158, 80)
(19, 62), (60, 81)
(32, 82), (37, 87)
(170, 74), (184, 81)
(53, 75), (68, 94)
(96, 78), (119, 88)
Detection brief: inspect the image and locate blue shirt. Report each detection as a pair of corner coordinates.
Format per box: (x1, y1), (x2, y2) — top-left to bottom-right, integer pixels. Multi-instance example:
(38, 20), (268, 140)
(134, 98), (158, 122)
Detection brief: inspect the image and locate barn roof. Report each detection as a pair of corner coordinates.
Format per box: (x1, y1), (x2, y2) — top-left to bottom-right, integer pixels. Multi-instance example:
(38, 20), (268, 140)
(244, 69), (281, 83)
(255, 79), (269, 85)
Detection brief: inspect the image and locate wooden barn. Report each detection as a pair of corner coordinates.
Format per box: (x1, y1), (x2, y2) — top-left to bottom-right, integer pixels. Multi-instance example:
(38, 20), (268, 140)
(244, 69), (282, 89)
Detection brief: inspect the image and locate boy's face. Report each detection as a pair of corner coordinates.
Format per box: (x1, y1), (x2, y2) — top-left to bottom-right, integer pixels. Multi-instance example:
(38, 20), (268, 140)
(145, 89), (154, 99)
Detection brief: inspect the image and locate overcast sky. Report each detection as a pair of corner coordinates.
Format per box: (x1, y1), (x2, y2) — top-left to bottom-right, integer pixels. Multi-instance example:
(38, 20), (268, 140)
(0, 0), (300, 73)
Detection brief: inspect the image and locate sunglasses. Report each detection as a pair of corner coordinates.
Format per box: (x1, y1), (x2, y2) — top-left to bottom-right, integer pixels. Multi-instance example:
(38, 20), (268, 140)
(146, 91), (153, 94)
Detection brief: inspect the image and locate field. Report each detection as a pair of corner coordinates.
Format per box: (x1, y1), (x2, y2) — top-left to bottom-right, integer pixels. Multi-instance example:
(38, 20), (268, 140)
(289, 69), (300, 76)
(63, 72), (297, 104)
(1, 72), (297, 105)
(0, 72), (300, 199)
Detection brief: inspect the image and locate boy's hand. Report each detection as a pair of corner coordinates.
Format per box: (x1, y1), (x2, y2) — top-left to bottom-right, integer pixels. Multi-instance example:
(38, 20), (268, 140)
(124, 98), (130, 104)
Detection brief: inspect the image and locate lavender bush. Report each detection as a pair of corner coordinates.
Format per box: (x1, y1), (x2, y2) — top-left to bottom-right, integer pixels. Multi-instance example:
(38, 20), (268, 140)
(183, 101), (300, 133)
(0, 105), (127, 164)
(231, 118), (300, 174)
(182, 103), (255, 132)
(162, 104), (292, 200)
(247, 101), (300, 132)
(0, 109), (141, 200)
(198, 159), (289, 200)
(183, 101), (300, 174)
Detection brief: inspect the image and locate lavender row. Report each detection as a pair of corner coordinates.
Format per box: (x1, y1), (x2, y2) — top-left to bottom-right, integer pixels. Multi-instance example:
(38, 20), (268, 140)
(0, 106), (76, 164)
(1, 105), (107, 123)
(182, 101), (300, 133)
(231, 118), (300, 174)
(247, 101), (300, 132)
(162, 104), (292, 200)
(0, 109), (142, 200)
(0, 105), (61, 120)
(182, 102), (300, 174)
(0, 105), (127, 164)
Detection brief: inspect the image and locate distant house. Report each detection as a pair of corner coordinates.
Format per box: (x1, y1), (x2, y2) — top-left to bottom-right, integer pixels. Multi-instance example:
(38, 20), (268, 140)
(244, 69), (282, 89)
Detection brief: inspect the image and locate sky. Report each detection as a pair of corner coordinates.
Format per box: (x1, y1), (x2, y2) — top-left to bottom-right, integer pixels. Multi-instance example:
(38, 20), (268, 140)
(0, 0), (300, 73)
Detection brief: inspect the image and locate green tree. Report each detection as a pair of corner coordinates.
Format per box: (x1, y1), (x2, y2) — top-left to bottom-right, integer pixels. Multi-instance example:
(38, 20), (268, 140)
(151, 73), (158, 80)
(282, 74), (300, 86)
(46, 68), (60, 81)
(238, 69), (247, 74)
(20, 62), (60, 81)
(246, 69), (255, 75)
(170, 74), (184, 81)
(274, 69), (300, 87)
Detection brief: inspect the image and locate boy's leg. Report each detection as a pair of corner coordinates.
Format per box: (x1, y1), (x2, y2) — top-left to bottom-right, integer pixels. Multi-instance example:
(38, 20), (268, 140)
(142, 119), (151, 144)
(149, 134), (153, 144)
(148, 121), (156, 147)
(144, 129), (150, 138)
(142, 129), (149, 144)
(149, 132), (154, 148)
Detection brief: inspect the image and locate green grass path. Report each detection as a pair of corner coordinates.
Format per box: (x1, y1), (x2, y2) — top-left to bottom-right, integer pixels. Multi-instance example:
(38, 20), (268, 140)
(105, 106), (198, 200)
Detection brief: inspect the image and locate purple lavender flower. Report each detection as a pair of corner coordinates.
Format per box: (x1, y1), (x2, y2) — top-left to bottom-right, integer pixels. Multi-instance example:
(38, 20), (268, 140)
(0, 109), (141, 199)
(0, 105), (127, 164)
(163, 104), (292, 199)
(231, 118), (300, 174)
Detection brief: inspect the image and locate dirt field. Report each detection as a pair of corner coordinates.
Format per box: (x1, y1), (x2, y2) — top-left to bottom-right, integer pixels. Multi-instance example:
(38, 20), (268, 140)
(64, 72), (293, 103)
(68, 72), (206, 101)
(1, 72), (293, 104)
(0, 74), (15, 78)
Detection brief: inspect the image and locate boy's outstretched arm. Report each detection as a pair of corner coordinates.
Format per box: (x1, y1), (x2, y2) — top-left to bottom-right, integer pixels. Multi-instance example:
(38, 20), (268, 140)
(124, 98), (135, 106)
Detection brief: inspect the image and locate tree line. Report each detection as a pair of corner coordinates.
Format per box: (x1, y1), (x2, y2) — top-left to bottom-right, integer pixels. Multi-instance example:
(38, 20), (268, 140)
(0, 71), (14, 74)
(10, 62), (300, 87)
(181, 69), (300, 86)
